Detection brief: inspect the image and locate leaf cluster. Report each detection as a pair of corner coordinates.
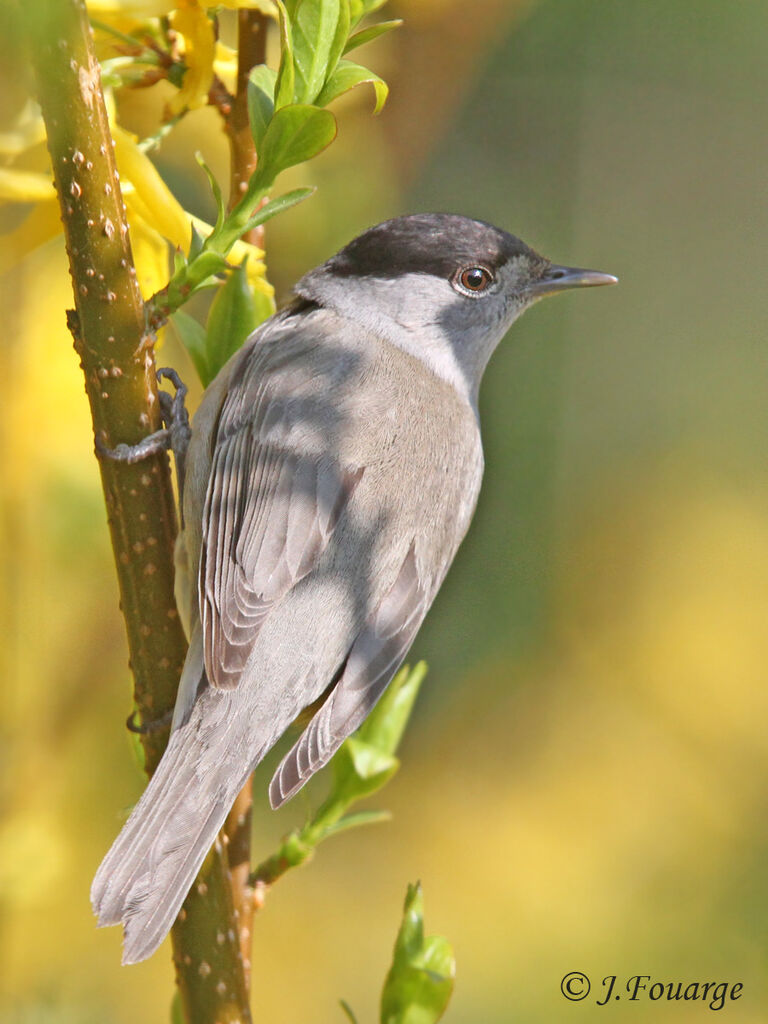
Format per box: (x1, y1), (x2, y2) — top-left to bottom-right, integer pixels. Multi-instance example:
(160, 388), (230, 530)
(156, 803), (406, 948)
(150, 0), (399, 380)
(380, 883), (456, 1024)
(341, 878), (455, 1024)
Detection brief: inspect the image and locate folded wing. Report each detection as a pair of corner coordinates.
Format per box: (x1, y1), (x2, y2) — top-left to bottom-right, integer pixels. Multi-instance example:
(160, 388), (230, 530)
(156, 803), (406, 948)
(268, 541), (429, 807)
(199, 332), (364, 690)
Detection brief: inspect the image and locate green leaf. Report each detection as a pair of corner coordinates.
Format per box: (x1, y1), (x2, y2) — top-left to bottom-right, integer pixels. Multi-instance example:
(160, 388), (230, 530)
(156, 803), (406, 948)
(349, 0), (387, 22)
(343, 19), (401, 54)
(171, 309), (209, 385)
(381, 884), (456, 1024)
(292, 0), (346, 104)
(240, 186), (315, 237)
(320, 808), (392, 839)
(164, 250), (229, 317)
(188, 222), (205, 260)
(248, 64), (277, 148)
(315, 59), (389, 113)
(274, 0), (295, 109)
(325, 0), (352, 88)
(253, 104), (337, 189)
(330, 737), (399, 806)
(204, 260), (260, 382)
(172, 246), (187, 275)
(357, 663), (427, 756)
(253, 286), (277, 329)
(339, 1000), (359, 1024)
(195, 152), (226, 232)
(348, 0), (364, 25)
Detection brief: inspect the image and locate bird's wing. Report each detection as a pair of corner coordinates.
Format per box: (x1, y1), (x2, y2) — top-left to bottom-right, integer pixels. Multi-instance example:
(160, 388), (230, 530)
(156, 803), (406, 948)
(268, 541), (430, 807)
(199, 328), (364, 690)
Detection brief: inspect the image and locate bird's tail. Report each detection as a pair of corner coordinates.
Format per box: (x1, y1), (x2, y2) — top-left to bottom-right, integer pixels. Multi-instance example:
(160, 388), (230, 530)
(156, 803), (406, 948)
(90, 683), (259, 965)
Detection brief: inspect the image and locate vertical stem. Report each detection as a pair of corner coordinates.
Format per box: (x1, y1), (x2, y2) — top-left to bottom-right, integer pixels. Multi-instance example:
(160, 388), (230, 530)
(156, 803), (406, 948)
(23, 2), (251, 1021)
(228, 10), (269, 248)
(221, 8), (270, 985)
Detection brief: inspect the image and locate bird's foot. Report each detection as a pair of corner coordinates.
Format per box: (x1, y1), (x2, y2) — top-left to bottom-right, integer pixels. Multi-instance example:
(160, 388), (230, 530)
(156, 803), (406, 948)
(95, 367), (191, 497)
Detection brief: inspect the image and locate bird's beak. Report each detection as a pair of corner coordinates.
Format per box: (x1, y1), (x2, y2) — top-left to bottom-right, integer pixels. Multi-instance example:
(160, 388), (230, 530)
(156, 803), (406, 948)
(528, 264), (618, 298)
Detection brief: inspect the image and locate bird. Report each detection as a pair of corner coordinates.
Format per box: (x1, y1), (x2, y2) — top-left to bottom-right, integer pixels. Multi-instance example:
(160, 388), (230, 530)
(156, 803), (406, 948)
(91, 212), (616, 964)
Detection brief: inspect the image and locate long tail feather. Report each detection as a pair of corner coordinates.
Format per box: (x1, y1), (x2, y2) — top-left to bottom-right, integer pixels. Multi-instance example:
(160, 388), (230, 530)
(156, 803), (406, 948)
(91, 686), (258, 965)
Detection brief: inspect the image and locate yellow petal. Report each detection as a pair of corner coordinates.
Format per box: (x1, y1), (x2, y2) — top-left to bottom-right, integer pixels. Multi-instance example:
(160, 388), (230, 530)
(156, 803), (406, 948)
(128, 212), (172, 300)
(213, 41), (238, 92)
(168, 3), (216, 116)
(0, 167), (55, 203)
(87, 0), (176, 15)
(112, 124), (191, 251)
(243, 256), (275, 299)
(215, 0), (277, 12)
(0, 99), (47, 157)
(0, 203), (63, 276)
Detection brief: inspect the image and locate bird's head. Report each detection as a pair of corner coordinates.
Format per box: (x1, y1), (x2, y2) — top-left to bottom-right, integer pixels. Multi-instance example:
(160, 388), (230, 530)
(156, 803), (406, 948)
(296, 213), (617, 403)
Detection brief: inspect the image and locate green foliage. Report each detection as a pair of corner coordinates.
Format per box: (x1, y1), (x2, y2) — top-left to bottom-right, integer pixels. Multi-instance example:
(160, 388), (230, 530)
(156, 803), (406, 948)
(291, 0), (350, 104)
(252, 104), (338, 189)
(251, 663), (427, 886)
(170, 309), (208, 385)
(156, 0), (399, 380)
(316, 59), (388, 113)
(340, 1000), (360, 1024)
(203, 260), (260, 380)
(344, 19), (402, 54)
(380, 884), (456, 1024)
(247, 65), (277, 147)
(172, 259), (271, 386)
(274, 0), (296, 109)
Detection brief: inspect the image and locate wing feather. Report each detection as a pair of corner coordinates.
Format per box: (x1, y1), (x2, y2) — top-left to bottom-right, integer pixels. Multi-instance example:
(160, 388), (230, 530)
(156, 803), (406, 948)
(268, 542), (429, 807)
(199, 336), (364, 691)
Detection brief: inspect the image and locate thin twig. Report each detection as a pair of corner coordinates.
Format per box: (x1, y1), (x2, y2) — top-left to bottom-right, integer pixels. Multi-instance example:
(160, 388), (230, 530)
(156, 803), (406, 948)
(226, 10), (270, 248)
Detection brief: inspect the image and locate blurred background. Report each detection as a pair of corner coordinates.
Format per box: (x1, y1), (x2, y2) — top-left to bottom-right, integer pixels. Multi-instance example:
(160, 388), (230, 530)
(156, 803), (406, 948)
(2, 0), (768, 1021)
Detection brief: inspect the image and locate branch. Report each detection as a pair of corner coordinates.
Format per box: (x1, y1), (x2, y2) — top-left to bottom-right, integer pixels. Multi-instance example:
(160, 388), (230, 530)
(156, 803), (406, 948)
(227, 10), (270, 248)
(23, 2), (250, 1020)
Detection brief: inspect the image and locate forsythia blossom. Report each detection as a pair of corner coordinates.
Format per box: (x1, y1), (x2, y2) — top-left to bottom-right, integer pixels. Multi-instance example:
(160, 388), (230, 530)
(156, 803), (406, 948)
(1, 0), (274, 300)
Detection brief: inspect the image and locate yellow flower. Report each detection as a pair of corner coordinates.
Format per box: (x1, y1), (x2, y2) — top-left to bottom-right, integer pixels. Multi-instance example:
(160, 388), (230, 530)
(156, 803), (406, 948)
(112, 126), (272, 298)
(112, 125), (193, 251)
(2, 111), (271, 300)
(168, 2), (216, 116)
(217, 0), (277, 11)
(0, 167), (55, 203)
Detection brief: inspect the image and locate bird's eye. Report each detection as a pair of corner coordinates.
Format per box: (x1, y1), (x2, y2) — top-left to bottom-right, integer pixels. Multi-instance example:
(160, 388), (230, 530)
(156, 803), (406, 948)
(454, 266), (494, 295)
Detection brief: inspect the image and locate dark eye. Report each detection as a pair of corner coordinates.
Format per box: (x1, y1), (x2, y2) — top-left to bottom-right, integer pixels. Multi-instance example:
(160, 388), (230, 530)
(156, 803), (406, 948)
(454, 266), (494, 294)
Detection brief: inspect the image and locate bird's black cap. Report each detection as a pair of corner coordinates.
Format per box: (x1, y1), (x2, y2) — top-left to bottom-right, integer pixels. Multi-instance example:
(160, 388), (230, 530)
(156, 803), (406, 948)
(327, 213), (538, 280)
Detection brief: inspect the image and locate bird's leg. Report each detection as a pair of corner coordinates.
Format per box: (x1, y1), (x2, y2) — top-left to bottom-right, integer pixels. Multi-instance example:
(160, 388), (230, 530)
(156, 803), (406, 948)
(95, 367), (192, 501)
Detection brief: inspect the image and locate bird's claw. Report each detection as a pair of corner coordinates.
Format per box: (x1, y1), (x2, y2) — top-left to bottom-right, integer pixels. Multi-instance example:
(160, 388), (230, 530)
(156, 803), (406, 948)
(126, 708), (173, 735)
(95, 367), (191, 498)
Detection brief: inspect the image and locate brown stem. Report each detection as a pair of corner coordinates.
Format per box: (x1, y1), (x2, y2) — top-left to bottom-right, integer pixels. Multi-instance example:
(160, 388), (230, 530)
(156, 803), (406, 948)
(23, 2), (250, 1021)
(224, 786), (255, 984)
(226, 10), (270, 248)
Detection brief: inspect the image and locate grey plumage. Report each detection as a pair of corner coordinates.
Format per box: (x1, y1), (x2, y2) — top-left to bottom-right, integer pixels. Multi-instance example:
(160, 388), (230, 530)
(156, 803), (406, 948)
(91, 214), (616, 964)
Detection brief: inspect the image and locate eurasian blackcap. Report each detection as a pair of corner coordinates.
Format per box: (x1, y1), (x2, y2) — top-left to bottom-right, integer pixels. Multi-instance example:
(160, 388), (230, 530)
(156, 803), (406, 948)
(91, 213), (616, 964)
